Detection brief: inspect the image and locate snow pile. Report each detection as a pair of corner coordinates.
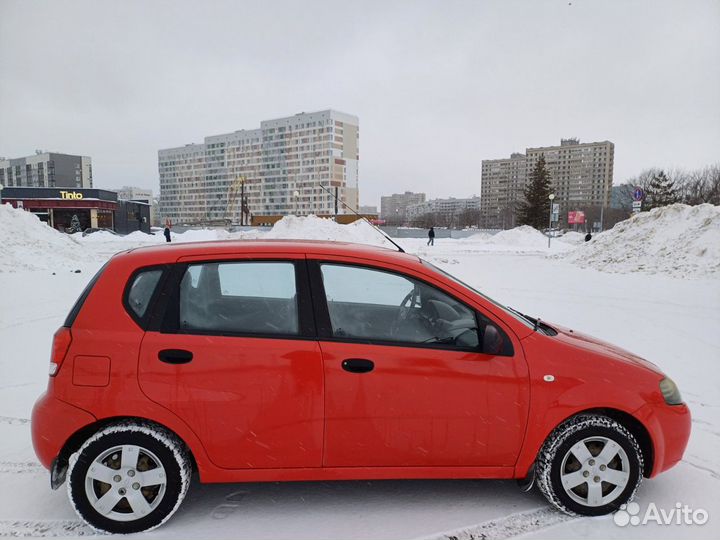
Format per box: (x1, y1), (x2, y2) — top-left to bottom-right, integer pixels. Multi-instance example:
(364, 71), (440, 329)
(484, 225), (552, 249)
(460, 231), (493, 242)
(558, 231), (586, 245)
(0, 204), (94, 272)
(265, 215), (395, 248)
(563, 203), (720, 277)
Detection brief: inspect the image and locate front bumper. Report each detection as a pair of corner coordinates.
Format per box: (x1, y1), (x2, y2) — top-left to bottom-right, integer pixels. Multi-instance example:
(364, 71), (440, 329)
(31, 391), (96, 471)
(634, 401), (691, 477)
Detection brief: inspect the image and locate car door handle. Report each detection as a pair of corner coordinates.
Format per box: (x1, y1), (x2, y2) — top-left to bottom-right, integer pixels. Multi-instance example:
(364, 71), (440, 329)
(158, 349), (193, 364)
(341, 358), (374, 374)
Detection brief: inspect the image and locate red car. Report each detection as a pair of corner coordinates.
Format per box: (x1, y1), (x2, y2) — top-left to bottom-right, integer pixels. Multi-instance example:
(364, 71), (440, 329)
(32, 240), (690, 533)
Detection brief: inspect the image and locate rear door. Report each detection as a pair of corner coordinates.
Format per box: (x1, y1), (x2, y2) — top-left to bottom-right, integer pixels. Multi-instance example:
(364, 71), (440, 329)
(138, 256), (324, 469)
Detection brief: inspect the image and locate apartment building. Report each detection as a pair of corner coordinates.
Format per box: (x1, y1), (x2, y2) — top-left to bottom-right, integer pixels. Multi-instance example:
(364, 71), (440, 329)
(0, 152), (92, 189)
(479, 153), (527, 229)
(480, 139), (614, 228)
(380, 191), (426, 224)
(158, 110), (359, 224)
(406, 196), (481, 224)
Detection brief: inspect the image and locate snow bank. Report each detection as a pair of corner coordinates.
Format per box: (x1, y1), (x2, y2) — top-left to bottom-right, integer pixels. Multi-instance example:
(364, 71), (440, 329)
(558, 231), (586, 245)
(484, 225), (551, 249)
(0, 204), (93, 272)
(562, 203), (720, 277)
(265, 215), (394, 248)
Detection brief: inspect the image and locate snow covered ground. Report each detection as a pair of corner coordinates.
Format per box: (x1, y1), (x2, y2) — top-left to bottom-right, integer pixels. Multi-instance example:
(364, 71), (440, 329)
(0, 205), (718, 539)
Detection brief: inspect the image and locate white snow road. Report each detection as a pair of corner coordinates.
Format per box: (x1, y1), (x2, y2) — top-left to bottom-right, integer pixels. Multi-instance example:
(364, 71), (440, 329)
(0, 243), (718, 539)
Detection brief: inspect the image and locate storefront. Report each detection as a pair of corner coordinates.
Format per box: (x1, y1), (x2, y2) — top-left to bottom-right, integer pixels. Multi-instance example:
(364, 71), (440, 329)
(1, 187), (150, 234)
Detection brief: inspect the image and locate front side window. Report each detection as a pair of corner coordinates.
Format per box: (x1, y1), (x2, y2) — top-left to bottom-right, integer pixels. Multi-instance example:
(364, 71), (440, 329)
(320, 264), (481, 349)
(179, 261), (298, 335)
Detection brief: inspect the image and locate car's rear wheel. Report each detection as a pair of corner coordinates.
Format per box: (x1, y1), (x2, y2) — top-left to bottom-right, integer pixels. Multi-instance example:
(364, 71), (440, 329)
(536, 414), (643, 516)
(67, 422), (191, 533)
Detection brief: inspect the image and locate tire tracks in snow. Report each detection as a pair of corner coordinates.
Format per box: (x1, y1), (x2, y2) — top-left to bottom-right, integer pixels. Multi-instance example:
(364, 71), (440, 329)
(416, 507), (577, 540)
(0, 415), (29, 425)
(0, 461), (44, 474)
(0, 520), (92, 537)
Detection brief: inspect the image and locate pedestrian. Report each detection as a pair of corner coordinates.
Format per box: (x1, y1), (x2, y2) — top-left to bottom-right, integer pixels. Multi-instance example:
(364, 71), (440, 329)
(164, 219), (172, 243)
(584, 231), (592, 242)
(427, 226), (435, 246)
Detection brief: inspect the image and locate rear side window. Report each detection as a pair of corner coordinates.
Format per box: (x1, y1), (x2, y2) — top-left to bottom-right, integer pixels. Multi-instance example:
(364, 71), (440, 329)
(178, 261), (299, 336)
(126, 269), (163, 319)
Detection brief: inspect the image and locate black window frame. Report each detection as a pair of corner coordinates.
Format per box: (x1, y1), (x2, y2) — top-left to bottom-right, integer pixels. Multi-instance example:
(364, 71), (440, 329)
(307, 260), (514, 356)
(156, 258), (316, 340)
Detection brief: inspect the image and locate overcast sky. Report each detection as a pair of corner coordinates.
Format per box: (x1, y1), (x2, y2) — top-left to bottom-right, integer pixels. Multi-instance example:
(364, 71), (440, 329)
(1, 0), (718, 206)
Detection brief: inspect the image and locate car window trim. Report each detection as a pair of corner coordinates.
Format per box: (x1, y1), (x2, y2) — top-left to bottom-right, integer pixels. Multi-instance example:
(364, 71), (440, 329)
(156, 258), (317, 340)
(307, 259), (514, 356)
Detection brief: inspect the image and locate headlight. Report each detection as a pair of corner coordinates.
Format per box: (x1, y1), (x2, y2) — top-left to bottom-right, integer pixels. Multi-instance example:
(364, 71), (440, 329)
(659, 377), (683, 405)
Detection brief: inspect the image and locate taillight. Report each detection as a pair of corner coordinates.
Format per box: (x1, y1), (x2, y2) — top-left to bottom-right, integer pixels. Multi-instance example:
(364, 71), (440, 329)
(49, 327), (72, 376)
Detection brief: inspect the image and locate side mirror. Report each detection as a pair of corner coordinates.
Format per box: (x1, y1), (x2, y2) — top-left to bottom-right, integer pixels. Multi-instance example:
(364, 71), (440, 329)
(482, 324), (504, 355)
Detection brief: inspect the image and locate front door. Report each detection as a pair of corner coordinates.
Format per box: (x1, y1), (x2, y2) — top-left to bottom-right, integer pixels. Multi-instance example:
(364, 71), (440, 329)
(138, 259), (324, 469)
(314, 262), (529, 468)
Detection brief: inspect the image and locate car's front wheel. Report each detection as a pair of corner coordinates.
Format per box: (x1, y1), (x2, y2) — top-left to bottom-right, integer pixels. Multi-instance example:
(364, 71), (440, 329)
(536, 414), (644, 516)
(67, 422), (192, 533)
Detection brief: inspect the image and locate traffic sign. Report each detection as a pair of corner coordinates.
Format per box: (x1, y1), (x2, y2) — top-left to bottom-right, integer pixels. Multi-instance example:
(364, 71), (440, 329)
(632, 187), (645, 202)
(632, 200), (642, 213)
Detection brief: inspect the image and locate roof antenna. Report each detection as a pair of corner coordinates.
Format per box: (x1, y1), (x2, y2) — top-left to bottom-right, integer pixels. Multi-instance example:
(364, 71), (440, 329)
(316, 183), (405, 253)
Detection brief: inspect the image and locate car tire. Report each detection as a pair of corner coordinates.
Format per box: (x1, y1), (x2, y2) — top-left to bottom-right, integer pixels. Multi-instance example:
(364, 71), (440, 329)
(67, 422), (192, 533)
(536, 414), (643, 516)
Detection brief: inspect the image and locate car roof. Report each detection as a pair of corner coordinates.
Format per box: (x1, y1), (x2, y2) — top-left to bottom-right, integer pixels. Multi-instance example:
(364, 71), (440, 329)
(114, 239), (421, 267)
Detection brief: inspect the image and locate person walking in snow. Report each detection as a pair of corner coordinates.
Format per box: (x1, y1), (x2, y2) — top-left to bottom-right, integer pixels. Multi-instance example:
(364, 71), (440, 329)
(164, 219), (172, 243)
(584, 231), (592, 242)
(427, 226), (435, 246)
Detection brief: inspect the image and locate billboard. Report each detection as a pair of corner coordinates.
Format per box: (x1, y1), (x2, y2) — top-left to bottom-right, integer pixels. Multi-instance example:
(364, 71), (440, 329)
(568, 210), (586, 224)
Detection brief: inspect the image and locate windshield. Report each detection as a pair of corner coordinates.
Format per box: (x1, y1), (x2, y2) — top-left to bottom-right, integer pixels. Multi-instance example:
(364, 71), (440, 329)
(421, 259), (535, 330)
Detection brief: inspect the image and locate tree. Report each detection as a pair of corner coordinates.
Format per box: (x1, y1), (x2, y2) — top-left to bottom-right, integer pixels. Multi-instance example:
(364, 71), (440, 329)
(517, 155), (553, 229)
(645, 170), (679, 209)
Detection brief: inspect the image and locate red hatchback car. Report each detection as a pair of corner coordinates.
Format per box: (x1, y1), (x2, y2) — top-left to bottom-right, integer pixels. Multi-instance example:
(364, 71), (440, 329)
(32, 240), (690, 533)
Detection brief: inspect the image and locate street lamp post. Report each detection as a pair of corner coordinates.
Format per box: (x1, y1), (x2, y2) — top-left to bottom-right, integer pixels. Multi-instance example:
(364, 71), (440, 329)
(548, 193), (555, 248)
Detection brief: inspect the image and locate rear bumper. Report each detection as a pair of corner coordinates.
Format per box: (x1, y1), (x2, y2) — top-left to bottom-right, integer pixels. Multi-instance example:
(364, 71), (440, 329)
(31, 391), (96, 470)
(634, 401), (691, 477)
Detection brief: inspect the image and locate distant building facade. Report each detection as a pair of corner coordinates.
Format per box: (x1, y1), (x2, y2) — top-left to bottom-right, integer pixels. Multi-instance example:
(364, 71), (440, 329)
(114, 186), (156, 226)
(406, 196), (481, 225)
(158, 110), (359, 224)
(1, 186), (149, 234)
(481, 139), (614, 228)
(380, 191), (426, 224)
(480, 153), (527, 229)
(0, 152), (92, 189)
(359, 205), (378, 215)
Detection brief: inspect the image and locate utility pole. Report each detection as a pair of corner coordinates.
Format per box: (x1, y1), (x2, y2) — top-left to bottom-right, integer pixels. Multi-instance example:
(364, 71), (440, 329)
(548, 193), (555, 248)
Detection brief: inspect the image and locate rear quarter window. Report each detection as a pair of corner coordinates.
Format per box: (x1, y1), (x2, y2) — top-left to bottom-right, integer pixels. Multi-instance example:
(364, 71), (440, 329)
(125, 268), (164, 322)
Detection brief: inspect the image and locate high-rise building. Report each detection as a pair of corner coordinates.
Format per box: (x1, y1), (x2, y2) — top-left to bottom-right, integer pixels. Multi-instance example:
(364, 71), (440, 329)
(380, 191), (426, 224)
(0, 151), (92, 189)
(480, 139), (614, 228)
(406, 196), (480, 224)
(480, 153), (527, 229)
(158, 110), (359, 224)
